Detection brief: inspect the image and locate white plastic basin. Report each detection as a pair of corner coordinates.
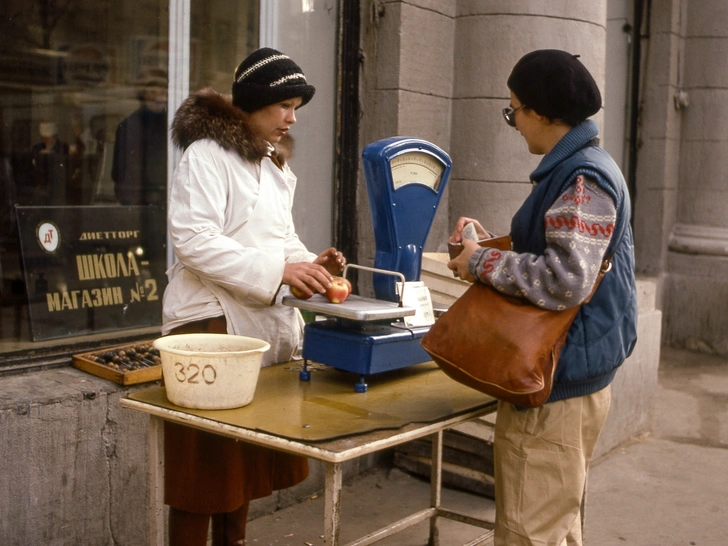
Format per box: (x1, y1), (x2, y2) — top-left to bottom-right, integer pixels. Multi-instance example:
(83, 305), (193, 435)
(153, 333), (270, 410)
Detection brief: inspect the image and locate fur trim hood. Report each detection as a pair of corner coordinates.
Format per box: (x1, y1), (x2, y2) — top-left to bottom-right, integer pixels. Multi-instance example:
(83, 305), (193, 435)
(171, 87), (293, 164)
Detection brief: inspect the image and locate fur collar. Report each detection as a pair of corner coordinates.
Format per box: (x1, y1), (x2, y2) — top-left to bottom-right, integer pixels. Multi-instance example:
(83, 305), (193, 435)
(171, 87), (293, 164)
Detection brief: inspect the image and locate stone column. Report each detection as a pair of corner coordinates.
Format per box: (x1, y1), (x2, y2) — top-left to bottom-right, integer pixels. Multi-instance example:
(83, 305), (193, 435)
(449, 2), (608, 235)
(664, 1), (728, 355)
(632, 0), (684, 279)
(357, 1), (456, 294)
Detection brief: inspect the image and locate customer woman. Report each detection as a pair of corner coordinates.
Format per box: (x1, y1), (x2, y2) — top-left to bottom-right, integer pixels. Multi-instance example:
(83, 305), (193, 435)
(162, 48), (345, 546)
(448, 49), (638, 545)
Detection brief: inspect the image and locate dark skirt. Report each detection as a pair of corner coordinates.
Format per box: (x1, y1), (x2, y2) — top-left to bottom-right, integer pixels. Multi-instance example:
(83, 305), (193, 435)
(163, 316), (309, 514)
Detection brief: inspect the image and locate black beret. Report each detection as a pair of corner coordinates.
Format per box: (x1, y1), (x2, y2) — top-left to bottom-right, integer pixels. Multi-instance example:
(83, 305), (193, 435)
(507, 49), (602, 126)
(232, 48), (316, 113)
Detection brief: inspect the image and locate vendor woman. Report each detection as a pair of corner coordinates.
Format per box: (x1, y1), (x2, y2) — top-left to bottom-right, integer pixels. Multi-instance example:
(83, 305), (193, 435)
(162, 47), (346, 546)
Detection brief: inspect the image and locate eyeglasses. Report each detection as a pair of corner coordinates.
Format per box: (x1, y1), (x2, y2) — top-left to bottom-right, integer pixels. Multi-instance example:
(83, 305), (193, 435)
(502, 104), (526, 127)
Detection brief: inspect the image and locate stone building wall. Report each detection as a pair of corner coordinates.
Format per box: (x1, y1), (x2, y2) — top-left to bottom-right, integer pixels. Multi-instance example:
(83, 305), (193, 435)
(659, 1), (728, 355)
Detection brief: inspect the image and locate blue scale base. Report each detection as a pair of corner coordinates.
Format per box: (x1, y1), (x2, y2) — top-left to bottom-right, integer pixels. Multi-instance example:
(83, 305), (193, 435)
(301, 319), (432, 378)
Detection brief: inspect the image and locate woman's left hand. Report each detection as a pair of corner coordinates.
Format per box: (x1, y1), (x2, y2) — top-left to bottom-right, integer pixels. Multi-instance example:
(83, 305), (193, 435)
(449, 217), (488, 244)
(447, 239), (478, 282)
(314, 247), (346, 275)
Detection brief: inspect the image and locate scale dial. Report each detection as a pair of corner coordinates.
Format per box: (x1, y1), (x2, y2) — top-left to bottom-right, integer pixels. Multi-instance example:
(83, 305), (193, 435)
(390, 151), (444, 190)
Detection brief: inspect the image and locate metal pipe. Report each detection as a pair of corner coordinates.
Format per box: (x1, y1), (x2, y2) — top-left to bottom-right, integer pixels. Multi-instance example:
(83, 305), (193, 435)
(334, 1), (361, 278)
(343, 264), (406, 306)
(627, 0), (649, 221)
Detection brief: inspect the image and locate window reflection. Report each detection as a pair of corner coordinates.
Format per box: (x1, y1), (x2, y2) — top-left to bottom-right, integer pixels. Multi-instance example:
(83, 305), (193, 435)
(0, 0), (259, 358)
(0, 0), (171, 352)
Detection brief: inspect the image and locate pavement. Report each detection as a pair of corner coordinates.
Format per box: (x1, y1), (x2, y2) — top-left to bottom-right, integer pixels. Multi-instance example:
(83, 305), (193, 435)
(246, 346), (728, 546)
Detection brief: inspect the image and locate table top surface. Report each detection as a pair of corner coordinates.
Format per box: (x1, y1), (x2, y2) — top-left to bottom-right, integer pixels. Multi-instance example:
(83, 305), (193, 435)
(122, 361), (496, 461)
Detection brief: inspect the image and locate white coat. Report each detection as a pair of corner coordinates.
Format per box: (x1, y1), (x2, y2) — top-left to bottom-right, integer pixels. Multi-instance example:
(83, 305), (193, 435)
(162, 137), (315, 366)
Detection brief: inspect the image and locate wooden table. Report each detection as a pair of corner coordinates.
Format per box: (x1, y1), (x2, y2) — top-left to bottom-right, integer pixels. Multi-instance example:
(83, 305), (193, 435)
(121, 361), (497, 546)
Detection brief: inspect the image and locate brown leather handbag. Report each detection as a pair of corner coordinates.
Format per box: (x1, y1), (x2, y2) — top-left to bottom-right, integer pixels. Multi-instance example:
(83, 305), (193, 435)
(421, 237), (611, 407)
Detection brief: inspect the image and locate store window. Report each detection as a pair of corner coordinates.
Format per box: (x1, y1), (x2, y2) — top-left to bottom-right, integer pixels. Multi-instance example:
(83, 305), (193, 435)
(0, 0), (259, 366)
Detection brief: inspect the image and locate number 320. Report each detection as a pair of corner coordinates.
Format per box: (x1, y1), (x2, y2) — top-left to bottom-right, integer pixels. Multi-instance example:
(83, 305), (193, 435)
(173, 362), (217, 384)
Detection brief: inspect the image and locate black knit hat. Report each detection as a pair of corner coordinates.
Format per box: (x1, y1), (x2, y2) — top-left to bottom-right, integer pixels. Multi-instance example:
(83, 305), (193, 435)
(232, 48), (316, 113)
(507, 49), (602, 126)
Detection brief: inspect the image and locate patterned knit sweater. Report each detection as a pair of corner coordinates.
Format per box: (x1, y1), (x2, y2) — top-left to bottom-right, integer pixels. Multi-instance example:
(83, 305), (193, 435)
(468, 174), (616, 310)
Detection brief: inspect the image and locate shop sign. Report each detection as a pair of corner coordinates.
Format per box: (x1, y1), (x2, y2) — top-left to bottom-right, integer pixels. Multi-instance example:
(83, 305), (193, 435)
(16, 206), (167, 341)
(62, 45), (112, 86)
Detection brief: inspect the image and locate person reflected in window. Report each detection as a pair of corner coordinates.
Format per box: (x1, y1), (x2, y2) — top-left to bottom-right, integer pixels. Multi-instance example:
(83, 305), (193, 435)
(111, 68), (168, 206)
(31, 121), (69, 205)
(67, 113), (100, 205)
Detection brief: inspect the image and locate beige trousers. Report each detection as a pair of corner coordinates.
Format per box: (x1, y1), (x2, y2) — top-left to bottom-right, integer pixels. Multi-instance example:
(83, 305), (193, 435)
(493, 387), (611, 546)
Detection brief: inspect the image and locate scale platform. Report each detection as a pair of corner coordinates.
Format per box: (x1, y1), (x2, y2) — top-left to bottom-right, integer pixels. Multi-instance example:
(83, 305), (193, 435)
(283, 294), (433, 392)
(282, 293), (416, 322)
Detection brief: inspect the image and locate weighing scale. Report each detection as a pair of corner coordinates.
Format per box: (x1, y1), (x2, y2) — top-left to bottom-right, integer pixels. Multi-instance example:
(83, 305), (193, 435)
(284, 137), (452, 391)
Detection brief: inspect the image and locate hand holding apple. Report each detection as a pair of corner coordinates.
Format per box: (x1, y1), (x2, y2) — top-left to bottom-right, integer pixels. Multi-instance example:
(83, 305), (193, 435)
(283, 262), (334, 300)
(290, 285), (312, 300)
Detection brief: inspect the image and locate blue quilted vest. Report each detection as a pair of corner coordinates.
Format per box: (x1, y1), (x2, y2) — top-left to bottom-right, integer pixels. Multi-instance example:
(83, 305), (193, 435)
(510, 120), (638, 403)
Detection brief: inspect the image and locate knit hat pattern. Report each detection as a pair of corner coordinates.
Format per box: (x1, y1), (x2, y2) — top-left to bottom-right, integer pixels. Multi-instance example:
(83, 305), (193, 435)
(507, 49), (602, 126)
(232, 48), (316, 113)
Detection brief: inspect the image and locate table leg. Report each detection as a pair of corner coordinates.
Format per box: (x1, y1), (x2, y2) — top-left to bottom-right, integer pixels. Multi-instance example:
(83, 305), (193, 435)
(429, 430), (443, 546)
(324, 462), (343, 545)
(149, 416), (165, 546)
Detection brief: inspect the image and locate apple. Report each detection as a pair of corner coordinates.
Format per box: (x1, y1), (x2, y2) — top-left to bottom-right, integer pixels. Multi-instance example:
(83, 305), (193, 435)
(325, 276), (351, 304)
(290, 285), (312, 300)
